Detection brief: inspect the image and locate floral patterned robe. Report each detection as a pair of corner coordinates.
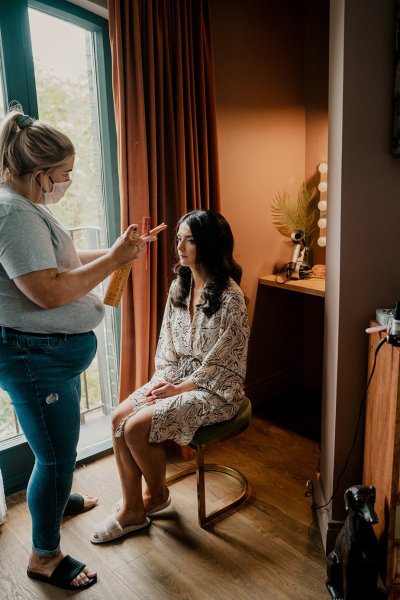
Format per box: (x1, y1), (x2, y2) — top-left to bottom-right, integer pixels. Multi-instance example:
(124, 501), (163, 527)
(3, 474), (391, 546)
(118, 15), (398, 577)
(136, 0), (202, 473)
(127, 278), (249, 445)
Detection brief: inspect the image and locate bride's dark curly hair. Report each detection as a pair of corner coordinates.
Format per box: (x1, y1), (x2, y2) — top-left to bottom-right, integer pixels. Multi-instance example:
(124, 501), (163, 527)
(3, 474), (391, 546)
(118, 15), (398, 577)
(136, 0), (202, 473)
(170, 210), (242, 317)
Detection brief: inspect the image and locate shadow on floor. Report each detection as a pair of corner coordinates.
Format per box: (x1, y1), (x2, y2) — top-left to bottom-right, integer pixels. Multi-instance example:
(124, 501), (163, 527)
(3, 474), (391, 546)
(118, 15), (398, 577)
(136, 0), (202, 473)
(253, 388), (322, 443)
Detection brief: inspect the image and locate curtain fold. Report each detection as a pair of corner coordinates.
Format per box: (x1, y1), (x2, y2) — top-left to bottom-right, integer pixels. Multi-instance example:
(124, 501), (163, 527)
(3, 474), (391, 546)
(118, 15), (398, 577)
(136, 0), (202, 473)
(108, 0), (220, 400)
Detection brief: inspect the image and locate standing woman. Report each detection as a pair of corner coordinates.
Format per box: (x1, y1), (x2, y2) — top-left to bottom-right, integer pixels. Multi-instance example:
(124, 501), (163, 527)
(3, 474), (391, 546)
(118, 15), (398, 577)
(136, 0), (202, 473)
(0, 108), (150, 590)
(91, 210), (249, 543)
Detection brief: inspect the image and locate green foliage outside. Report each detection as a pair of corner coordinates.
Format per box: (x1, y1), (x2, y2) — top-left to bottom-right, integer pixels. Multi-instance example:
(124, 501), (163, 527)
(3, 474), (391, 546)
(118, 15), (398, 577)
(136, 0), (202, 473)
(36, 50), (106, 233)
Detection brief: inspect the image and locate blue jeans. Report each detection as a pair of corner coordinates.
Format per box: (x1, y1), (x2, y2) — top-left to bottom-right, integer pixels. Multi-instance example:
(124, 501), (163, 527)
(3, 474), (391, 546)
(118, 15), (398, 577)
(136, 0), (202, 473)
(0, 327), (97, 556)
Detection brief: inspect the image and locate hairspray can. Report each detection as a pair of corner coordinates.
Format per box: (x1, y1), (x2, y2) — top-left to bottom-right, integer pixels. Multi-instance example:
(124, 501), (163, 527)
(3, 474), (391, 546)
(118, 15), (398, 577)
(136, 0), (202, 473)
(103, 225), (139, 307)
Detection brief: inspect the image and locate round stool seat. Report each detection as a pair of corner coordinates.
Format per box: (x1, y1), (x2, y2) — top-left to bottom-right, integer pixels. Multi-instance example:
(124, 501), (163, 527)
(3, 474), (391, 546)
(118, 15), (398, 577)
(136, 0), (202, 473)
(166, 395), (252, 527)
(191, 396), (252, 447)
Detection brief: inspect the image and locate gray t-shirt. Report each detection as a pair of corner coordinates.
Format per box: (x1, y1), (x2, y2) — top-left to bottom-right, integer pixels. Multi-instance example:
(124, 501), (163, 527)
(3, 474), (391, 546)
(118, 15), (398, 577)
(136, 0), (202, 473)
(0, 185), (105, 334)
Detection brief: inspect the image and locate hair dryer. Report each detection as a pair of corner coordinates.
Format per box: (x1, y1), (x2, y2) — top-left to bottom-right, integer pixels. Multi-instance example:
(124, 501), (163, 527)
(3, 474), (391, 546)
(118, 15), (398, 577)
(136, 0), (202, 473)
(286, 230), (305, 279)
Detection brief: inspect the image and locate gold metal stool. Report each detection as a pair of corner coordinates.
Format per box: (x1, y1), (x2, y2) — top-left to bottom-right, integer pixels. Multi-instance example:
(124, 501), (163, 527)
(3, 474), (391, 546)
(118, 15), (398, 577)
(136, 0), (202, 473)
(166, 396), (252, 527)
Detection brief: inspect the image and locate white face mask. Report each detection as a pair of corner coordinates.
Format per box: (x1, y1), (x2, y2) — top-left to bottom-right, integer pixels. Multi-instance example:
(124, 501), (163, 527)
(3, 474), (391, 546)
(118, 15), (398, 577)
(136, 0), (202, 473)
(43, 179), (72, 205)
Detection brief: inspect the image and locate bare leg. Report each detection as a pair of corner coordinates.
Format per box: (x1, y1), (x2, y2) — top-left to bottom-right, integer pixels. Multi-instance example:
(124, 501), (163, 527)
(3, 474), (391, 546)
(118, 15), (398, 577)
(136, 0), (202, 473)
(111, 402), (167, 527)
(123, 406), (167, 505)
(111, 400), (148, 527)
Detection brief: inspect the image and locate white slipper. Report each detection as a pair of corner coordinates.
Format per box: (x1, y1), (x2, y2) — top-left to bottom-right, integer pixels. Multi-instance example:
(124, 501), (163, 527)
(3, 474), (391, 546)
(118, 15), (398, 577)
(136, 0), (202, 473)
(112, 490), (171, 516)
(90, 514), (150, 544)
(147, 493), (171, 516)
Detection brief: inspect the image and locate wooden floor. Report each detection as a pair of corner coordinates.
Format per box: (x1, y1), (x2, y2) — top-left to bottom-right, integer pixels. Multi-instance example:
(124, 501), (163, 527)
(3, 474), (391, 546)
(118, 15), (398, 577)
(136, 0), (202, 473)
(0, 414), (327, 599)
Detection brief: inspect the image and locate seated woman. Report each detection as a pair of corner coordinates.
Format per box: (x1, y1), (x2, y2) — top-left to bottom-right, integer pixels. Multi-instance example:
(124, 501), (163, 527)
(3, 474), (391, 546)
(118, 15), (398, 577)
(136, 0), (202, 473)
(90, 209), (249, 543)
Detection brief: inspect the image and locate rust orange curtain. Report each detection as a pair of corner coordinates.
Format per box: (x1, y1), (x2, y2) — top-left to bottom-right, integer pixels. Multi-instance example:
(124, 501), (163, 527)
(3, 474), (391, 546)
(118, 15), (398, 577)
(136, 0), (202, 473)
(108, 0), (220, 400)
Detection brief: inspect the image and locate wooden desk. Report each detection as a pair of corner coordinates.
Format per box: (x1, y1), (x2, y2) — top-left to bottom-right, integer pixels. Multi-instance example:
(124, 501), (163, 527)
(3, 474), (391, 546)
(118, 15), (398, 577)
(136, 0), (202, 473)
(259, 274), (325, 297)
(246, 275), (325, 439)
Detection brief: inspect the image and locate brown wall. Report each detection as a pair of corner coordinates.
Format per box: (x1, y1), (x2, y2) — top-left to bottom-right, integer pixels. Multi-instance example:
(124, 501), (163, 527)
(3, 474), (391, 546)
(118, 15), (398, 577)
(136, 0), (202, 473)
(211, 0), (329, 322)
(305, 0), (330, 181)
(305, 0), (329, 266)
(211, 0), (305, 322)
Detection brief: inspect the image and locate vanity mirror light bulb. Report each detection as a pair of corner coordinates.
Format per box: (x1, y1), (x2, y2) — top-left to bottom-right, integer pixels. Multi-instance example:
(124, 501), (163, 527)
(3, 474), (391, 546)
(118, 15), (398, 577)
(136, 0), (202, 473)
(318, 218), (327, 228)
(318, 181), (328, 192)
(317, 236), (327, 247)
(318, 200), (327, 211)
(318, 162), (328, 174)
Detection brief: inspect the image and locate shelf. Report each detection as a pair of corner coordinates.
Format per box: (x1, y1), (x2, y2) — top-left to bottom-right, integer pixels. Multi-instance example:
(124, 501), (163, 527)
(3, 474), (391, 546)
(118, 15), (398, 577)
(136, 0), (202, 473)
(259, 275), (325, 298)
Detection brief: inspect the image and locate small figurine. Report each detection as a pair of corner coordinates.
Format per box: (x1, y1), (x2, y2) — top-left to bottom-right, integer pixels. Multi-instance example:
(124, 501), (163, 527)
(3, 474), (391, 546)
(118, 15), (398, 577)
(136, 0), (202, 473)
(326, 485), (383, 600)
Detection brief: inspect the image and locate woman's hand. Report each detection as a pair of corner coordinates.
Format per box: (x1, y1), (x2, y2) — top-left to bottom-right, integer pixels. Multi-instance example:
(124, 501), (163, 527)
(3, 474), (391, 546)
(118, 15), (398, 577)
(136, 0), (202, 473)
(145, 379), (198, 403)
(108, 224), (149, 267)
(145, 380), (178, 403)
(107, 222), (167, 268)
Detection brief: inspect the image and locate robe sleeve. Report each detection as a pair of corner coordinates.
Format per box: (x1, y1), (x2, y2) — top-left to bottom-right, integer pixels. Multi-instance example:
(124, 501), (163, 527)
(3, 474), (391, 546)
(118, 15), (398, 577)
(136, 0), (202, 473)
(154, 293), (180, 381)
(189, 290), (249, 402)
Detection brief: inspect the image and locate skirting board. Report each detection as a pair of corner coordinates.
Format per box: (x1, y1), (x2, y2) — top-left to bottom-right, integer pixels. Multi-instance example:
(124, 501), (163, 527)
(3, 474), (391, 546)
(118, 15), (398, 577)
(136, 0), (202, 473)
(312, 475), (343, 554)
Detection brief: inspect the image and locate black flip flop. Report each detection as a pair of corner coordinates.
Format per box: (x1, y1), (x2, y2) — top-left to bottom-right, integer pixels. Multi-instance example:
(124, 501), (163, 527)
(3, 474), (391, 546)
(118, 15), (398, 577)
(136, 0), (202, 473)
(63, 493), (97, 517)
(27, 554), (97, 591)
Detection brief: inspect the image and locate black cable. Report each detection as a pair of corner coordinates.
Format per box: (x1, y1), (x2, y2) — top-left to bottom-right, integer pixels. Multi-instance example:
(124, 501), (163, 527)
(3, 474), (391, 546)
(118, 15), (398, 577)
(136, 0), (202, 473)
(311, 335), (388, 511)
(275, 261), (311, 284)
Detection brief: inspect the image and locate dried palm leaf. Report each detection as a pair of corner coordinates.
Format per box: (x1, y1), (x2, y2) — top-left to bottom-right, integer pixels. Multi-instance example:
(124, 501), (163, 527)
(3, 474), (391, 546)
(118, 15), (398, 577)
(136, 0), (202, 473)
(271, 183), (319, 244)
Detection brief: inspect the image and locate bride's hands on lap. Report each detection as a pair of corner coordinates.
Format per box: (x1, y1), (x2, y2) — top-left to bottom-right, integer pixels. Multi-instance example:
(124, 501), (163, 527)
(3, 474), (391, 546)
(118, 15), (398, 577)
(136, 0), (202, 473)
(145, 379), (197, 403)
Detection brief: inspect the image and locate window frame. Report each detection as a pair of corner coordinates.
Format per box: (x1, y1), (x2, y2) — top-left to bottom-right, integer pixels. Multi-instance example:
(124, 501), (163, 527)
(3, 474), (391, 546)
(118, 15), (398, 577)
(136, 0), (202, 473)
(0, 0), (119, 495)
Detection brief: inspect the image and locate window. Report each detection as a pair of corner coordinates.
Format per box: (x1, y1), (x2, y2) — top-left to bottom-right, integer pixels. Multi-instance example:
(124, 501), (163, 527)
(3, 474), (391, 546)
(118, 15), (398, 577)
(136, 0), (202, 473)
(0, 0), (120, 494)
(0, 44), (15, 445)
(0, 51), (4, 120)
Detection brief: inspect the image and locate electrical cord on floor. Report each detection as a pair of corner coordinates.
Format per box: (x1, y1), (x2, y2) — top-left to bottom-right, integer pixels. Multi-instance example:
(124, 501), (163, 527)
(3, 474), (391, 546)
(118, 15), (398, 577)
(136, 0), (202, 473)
(310, 335), (388, 511)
